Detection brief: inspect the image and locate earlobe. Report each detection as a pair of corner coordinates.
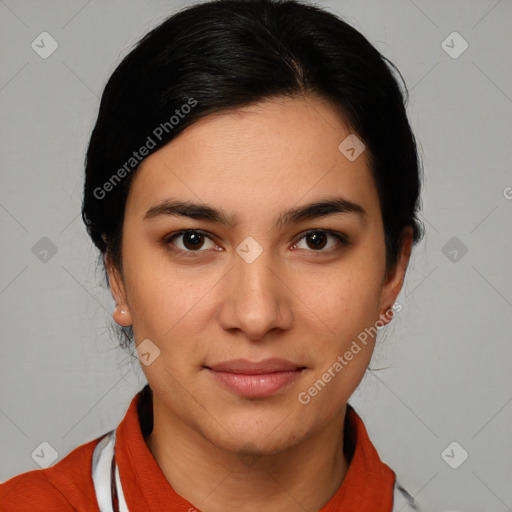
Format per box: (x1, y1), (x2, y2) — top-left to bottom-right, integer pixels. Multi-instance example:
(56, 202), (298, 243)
(113, 304), (133, 327)
(375, 305), (397, 328)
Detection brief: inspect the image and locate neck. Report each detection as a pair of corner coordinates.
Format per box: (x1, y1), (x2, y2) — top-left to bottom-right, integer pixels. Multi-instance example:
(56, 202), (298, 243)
(144, 395), (349, 512)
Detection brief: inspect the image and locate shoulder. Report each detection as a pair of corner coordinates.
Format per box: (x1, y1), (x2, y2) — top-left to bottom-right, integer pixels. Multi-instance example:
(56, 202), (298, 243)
(0, 472), (74, 511)
(0, 437), (101, 511)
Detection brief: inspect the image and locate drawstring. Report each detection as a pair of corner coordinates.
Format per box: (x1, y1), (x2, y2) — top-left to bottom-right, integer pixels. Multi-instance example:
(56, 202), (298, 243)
(92, 429), (128, 511)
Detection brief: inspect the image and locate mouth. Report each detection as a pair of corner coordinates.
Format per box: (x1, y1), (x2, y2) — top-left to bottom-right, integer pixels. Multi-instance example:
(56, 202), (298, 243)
(204, 358), (306, 399)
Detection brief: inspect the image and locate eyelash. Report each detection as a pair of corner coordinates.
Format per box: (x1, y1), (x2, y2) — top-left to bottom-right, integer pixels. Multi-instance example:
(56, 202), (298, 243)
(162, 229), (350, 258)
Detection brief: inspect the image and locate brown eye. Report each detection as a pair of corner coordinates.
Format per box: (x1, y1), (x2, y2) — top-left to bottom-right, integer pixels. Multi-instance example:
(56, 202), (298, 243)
(167, 230), (216, 253)
(293, 230), (349, 253)
(181, 231), (206, 250)
(305, 232), (328, 250)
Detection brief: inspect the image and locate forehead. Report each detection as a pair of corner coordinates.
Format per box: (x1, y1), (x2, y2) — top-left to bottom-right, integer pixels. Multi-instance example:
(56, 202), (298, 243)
(125, 96), (379, 223)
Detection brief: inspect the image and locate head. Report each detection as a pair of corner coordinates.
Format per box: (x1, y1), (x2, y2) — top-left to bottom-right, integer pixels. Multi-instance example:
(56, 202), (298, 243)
(82, 0), (423, 455)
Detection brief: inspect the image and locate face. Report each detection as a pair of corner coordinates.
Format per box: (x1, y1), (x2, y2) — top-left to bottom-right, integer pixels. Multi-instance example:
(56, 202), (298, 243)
(107, 95), (411, 456)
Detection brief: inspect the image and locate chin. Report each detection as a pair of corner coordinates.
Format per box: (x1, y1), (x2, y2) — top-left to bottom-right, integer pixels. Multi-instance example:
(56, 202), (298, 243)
(199, 408), (312, 457)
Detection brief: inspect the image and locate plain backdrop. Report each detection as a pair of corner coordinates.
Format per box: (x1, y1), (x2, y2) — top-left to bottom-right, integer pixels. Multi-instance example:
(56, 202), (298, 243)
(1, 1), (511, 510)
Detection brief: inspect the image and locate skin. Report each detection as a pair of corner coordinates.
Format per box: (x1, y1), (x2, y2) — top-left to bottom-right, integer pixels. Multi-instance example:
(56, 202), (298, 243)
(106, 95), (413, 512)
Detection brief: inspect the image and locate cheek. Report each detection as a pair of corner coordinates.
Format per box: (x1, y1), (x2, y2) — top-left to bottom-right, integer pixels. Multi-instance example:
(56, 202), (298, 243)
(302, 255), (384, 341)
(121, 246), (221, 360)
(294, 271), (382, 415)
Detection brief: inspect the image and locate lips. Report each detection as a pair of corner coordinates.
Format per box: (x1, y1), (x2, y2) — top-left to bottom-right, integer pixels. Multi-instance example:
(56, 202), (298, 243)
(205, 358), (305, 398)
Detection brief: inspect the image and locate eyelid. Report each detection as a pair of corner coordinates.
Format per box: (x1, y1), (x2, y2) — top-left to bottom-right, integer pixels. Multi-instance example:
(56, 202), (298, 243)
(163, 229), (218, 256)
(291, 229), (350, 253)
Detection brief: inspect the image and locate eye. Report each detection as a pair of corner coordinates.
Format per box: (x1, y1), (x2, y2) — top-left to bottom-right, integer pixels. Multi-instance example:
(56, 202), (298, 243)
(165, 230), (218, 255)
(163, 228), (349, 257)
(292, 230), (349, 253)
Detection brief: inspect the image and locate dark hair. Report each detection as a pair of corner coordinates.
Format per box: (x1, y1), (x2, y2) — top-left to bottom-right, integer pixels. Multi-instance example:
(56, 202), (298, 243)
(82, 0), (423, 279)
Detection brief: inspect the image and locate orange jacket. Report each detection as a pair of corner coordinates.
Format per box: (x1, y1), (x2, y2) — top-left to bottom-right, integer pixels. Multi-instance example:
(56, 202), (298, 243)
(0, 387), (397, 511)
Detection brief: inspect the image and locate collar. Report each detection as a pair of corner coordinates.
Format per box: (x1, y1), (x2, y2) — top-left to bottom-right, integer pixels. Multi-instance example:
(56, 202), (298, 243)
(114, 385), (396, 511)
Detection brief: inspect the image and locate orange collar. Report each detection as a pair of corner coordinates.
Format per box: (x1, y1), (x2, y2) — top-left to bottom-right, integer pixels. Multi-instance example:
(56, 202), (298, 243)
(115, 386), (396, 511)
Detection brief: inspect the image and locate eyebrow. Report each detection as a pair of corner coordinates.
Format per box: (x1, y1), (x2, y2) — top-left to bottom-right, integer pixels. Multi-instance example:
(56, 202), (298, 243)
(144, 197), (367, 229)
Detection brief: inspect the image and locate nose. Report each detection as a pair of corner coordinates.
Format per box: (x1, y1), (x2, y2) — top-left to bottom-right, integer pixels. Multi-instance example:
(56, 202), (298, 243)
(217, 243), (294, 341)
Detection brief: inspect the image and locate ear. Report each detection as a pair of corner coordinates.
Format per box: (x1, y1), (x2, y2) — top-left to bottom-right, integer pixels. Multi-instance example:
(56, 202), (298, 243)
(377, 227), (413, 325)
(104, 251), (132, 327)
(104, 251), (126, 303)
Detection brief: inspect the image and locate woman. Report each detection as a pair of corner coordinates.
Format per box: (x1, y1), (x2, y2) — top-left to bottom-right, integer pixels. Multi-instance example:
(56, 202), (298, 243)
(0, 0), (424, 510)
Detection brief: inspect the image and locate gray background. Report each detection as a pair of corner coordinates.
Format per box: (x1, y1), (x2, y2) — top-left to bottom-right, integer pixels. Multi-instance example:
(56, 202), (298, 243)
(1, 0), (511, 510)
